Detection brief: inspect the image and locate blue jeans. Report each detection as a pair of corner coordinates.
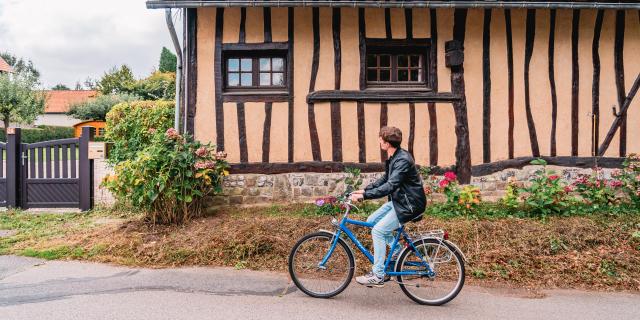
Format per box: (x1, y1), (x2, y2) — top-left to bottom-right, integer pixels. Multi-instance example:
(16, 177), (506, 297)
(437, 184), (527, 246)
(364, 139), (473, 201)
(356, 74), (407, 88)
(367, 201), (401, 277)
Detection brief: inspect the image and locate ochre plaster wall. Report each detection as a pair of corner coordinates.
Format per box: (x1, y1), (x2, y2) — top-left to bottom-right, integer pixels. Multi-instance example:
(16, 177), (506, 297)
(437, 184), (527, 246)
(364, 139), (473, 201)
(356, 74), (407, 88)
(193, 7), (640, 168)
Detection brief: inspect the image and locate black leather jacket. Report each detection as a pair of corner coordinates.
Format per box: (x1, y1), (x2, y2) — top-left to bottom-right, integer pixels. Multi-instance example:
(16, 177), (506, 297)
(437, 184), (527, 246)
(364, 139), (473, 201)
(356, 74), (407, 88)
(363, 148), (427, 224)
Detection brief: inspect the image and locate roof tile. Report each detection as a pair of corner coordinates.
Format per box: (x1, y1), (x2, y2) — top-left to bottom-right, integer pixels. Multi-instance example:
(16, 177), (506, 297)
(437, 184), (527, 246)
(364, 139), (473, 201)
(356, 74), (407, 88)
(44, 90), (98, 113)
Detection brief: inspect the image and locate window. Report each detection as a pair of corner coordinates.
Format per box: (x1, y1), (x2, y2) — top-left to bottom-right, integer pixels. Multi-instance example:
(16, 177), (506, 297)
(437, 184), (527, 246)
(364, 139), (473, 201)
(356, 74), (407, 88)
(225, 56), (286, 90)
(367, 54), (424, 83)
(364, 40), (430, 89)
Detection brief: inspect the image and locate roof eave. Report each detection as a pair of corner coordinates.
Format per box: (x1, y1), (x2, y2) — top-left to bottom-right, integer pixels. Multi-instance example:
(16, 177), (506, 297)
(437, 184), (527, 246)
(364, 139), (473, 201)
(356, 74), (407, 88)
(146, 1), (640, 10)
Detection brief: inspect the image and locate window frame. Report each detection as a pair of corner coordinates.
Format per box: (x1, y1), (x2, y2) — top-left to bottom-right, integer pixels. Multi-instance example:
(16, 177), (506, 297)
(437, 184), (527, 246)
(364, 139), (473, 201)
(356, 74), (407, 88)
(222, 48), (288, 93)
(364, 39), (432, 90)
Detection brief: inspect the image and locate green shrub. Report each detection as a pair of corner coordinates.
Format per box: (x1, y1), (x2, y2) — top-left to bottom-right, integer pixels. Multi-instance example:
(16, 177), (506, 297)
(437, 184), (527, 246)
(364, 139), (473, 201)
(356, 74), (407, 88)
(103, 128), (229, 224)
(0, 125), (74, 143)
(613, 154), (640, 206)
(104, 100), (174, 164)
(518, 159), (573, 216)
(571, 168), (621, 207)
(67, 93), (140, 121)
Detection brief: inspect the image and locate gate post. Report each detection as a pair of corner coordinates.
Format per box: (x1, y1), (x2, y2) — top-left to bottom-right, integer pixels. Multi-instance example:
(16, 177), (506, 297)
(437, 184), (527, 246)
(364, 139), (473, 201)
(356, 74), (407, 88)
(79, 126), (94, 211)
(6, 128), (21, 208)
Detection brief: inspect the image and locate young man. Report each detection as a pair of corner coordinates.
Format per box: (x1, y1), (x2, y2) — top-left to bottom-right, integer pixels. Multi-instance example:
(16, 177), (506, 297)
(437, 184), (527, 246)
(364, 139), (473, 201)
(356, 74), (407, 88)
(350, 126), (427, 287)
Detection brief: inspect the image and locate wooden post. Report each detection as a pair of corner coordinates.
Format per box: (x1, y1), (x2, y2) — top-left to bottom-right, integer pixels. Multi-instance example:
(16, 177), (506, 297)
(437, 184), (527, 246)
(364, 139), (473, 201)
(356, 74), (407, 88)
(79, 126), (94, 211)
(6, 128), (21, 208)
(446, 39), (472, 184)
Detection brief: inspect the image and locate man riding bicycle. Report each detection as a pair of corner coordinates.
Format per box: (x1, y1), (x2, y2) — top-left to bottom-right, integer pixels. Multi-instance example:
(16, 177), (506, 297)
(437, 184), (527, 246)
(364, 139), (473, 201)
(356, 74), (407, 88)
(349, 126), (426, 287)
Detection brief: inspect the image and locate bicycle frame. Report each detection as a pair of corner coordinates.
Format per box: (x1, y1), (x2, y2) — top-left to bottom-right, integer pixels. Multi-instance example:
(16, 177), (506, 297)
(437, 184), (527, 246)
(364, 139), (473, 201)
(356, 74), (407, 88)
(319, 201), (435, 277)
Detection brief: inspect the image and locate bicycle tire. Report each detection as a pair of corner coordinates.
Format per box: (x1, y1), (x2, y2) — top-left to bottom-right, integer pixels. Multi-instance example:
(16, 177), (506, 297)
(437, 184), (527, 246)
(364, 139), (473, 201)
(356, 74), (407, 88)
(288, 231), (355, 298)
(395, 238), (465, 306)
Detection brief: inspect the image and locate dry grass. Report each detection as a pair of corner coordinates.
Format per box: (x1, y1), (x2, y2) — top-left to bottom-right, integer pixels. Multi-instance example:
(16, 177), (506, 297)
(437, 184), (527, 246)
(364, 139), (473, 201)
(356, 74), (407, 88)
(4, 205), (640, 292)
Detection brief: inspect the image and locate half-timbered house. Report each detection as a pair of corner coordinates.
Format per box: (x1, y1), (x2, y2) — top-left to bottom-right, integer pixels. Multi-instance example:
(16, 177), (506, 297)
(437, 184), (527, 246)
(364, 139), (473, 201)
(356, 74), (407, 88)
(147, 0), (640, 202)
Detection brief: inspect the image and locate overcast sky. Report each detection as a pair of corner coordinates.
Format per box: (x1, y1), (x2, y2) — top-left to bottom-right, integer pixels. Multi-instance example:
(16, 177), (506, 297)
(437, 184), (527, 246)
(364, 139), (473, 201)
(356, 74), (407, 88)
(0, 0), (181, 89)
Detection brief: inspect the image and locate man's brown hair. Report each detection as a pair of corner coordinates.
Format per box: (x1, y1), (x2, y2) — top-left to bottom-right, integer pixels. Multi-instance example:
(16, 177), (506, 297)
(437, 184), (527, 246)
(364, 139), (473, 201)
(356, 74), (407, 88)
(379, 126), (402, 148)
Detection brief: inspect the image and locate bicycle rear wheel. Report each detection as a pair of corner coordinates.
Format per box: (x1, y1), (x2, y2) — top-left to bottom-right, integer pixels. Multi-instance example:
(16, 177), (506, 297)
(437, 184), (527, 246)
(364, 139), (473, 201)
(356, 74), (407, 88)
(288, 231), (354, 298)
(396, 238), (465, 306)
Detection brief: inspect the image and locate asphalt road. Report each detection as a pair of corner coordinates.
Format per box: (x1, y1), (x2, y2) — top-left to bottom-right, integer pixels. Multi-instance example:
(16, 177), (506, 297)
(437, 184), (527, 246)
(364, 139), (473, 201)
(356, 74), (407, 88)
(1, 255), (638, 320)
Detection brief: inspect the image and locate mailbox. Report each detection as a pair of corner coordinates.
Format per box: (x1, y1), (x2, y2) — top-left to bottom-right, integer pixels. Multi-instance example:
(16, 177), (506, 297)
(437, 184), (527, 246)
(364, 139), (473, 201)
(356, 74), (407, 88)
(89, 141), (110, 159)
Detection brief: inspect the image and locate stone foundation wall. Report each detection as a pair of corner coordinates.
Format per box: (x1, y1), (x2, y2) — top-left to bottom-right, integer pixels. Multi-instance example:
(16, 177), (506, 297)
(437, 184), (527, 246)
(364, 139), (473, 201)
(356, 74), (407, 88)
(209, 165), (616, 205)
(92, 160), (616, 207)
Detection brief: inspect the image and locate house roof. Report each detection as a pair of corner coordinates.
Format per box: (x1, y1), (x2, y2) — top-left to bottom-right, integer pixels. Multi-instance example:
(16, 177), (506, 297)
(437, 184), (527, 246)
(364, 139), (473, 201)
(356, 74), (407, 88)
(147, 1), (640, 10)
(44, 90), (98, 114)
(0, 56), (12, 73)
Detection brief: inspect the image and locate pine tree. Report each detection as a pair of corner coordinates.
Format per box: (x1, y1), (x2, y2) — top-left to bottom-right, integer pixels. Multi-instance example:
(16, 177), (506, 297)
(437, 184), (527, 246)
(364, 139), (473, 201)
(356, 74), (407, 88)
(159, 47), (177, 73)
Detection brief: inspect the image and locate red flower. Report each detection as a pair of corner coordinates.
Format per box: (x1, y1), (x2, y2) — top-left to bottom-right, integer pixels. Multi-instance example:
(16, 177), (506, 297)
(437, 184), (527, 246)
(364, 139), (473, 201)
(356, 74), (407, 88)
(439, 179), (450, 188)
(564, 186), (573, 193)
(444, 171), (457, 182)
(609, 180), (623, 188)
(548, 175), (559, 181)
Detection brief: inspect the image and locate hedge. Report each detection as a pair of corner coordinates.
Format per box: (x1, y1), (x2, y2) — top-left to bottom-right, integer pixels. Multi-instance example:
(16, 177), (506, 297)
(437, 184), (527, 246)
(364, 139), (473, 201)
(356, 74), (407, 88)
(0, 126), (75, 143)
(104, 100), (174, 164)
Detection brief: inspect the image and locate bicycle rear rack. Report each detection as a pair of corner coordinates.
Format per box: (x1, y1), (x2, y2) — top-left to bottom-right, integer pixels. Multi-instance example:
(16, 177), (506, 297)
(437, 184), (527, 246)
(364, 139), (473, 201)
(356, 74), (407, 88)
(410, 229), (446, 240)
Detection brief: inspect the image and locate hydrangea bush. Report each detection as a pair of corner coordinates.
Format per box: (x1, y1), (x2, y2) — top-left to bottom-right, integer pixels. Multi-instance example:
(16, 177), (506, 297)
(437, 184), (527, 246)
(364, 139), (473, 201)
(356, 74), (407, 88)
(103, 128), (229, 224)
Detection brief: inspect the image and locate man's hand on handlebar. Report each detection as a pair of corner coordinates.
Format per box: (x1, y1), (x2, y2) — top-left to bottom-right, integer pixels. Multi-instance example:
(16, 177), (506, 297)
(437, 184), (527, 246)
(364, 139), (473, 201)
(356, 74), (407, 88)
(349, 190), (365, 202)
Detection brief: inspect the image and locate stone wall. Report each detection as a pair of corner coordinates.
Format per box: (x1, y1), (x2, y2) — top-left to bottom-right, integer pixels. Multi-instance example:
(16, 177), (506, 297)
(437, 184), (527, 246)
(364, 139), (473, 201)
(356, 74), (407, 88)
(210, 165), (616, 205)
(93, 158), (115, 206)
(92, 160), (615, 207)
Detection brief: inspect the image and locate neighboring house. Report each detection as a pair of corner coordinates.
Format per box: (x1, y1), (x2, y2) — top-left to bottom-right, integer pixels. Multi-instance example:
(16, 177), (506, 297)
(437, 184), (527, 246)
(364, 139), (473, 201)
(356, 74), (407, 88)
(0, 56), (12, 74)
(147, 1), (640, 183)
(73, 120), (106, 138)
(34, 90), (98, 127)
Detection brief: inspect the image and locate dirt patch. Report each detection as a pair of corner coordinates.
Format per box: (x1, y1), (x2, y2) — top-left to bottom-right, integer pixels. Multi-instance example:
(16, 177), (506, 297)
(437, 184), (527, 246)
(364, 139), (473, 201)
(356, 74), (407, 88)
(11, 206), (640, 292)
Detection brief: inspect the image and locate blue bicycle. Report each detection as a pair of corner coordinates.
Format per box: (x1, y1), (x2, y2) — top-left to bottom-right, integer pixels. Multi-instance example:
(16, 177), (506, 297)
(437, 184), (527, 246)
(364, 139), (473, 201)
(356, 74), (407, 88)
(288, 193), (466, 305)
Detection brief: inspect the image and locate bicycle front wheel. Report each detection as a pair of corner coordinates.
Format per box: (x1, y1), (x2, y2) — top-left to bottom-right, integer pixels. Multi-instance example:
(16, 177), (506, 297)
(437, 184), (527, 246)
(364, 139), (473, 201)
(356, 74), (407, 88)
(288, 231), (354, 298)
(396, 238), (465, 306)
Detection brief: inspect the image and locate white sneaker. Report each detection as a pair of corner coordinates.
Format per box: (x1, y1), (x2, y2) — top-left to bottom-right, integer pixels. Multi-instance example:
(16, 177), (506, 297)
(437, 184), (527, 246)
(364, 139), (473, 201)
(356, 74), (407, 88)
(356, 272), (384, 287)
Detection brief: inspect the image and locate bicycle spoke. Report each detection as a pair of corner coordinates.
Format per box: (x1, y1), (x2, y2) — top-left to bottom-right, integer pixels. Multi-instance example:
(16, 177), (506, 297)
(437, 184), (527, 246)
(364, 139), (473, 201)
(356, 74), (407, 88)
(397, 239), (464, 305)
(290, 233), (353, 298)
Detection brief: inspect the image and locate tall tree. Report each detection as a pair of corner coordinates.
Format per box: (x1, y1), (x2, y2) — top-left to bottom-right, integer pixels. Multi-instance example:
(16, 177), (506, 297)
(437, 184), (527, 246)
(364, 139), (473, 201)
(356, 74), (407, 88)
(52, 83), (70, 90)
(0, 73), (46, 131)
(97, 65), (135, 95)
(0, 52), (40, 83)
(159, 47), (177, 73)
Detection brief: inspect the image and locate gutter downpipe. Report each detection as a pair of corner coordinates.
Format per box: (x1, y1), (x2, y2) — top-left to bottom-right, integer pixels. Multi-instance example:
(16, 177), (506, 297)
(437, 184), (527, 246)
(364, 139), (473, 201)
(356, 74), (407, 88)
(165, 8), (183, 132)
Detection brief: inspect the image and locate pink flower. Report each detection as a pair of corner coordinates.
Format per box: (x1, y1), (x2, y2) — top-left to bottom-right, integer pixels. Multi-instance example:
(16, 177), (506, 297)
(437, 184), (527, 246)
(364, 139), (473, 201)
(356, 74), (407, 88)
(215, 151), (227, 160)
(315, 199), (325, 206)
(439, 179), (450, 188)
(148, 128), (157, 134)
(165, 128), (180, 140)
(548, 175), (559, 181)
(194, 160), (216, 170)
(564, 186), (573, 193)
(444, 171), (457, 182)
(636, 174), (640, 182)
(612, 169), (622, 177)
(609, 180), (623, 188)
(195, 146), (208, 157)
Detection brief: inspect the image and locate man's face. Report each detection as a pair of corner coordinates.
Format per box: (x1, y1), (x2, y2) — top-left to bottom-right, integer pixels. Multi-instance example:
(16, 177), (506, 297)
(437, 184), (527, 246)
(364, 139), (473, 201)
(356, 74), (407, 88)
(378, 136), (389, 151)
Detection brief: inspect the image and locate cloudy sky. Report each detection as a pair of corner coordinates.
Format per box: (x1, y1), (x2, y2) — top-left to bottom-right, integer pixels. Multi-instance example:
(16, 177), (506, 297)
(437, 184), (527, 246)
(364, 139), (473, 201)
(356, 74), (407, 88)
(0, 0), (180, 89)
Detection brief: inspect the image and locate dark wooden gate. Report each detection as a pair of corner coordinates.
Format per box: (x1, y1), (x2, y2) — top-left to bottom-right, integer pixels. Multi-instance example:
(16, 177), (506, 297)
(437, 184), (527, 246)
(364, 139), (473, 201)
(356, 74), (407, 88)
(1, 127), (93, 210)
(0, 141), (7, 206)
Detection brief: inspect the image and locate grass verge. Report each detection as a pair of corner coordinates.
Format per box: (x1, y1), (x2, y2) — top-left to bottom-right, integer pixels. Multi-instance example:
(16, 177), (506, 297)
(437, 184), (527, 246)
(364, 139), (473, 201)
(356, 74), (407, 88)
(1, 204), (639, 291)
